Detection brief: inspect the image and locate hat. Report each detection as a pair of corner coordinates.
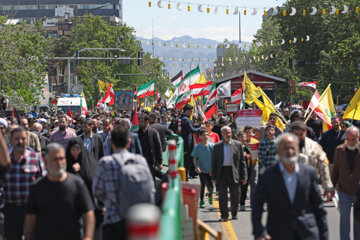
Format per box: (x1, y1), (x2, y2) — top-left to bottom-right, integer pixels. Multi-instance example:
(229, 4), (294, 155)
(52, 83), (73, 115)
(0, 118), (8, 129)
(38, 118), (47, 124)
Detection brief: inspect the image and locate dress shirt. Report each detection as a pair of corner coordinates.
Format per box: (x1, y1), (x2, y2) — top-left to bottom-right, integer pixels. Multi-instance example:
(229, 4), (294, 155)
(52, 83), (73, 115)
(279, 161), (299, 204)
(223, 140), (232, 166)
(83, 133), (93, 153)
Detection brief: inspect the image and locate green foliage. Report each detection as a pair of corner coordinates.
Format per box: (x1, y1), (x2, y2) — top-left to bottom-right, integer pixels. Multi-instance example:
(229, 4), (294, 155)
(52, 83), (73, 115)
(0, 18), (49, 105)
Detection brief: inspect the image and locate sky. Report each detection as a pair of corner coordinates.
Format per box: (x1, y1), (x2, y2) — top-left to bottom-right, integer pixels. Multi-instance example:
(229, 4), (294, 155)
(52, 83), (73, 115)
(123, 0), (287, 43)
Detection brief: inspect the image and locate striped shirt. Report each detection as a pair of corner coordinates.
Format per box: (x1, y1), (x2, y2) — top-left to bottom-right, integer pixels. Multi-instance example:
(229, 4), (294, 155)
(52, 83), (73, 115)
(3, 150), (46, 204)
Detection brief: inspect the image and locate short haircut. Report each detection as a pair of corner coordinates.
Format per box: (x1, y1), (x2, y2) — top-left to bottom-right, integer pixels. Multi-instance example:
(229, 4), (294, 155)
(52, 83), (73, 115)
(111, 125), (130, 148)
(265, 124), (276, 131)
(244, 125), (253, 132)
(58, 115), (67, 122)
(204, 120), (214, 125)
(275, 133), (299, 150)
(138, 113), (149, 122)
(149, 112), (158, 119)
(199, 129), (207, 136)
(291, 121), (307, 131)
(10, 127), (28, 138)
(80, 118), (92, 126)
(183, 104), (193, 112)
(236, 131), (246, 138)
(44, 143), (64, 161)
(219, 118), (226, 124)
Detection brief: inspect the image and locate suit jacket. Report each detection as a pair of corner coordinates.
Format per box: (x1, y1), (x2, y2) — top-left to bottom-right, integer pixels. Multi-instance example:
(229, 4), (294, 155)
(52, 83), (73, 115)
(79, 133), (105, 160)
(331, 144), (360, 196)
(211, 140), (247, 184)
(128, 132), (143, 155)
(252, 163), (328, 240)
(355, 182), (360, 222)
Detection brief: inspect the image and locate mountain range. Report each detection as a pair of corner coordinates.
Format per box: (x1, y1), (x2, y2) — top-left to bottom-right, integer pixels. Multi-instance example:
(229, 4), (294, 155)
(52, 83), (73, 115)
(137, 35), (249, 76)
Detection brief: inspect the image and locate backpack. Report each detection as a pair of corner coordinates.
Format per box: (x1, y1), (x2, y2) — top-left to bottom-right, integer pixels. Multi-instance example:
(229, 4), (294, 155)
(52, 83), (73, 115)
(112, 153), (155, 218)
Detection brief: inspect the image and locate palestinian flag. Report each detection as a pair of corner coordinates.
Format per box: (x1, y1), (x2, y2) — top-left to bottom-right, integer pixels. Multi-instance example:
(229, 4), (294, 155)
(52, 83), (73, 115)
(130, 108), (139, 132)
(171, 70), (183, 87)
(204, 103), (217, 120)
(174, 92), (191, 109)
(135, 79), (155, 99)
(189, 81), (213, 98)
(179, 67), (201, 94)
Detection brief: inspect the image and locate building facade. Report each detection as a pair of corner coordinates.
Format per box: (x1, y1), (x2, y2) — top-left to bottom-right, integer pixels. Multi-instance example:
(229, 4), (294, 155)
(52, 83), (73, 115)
(0, 0), (122, 21)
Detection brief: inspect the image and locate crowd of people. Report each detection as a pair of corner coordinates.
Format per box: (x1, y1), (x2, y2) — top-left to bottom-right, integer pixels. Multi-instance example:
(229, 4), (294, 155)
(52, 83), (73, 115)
(0, 103), (358, 240)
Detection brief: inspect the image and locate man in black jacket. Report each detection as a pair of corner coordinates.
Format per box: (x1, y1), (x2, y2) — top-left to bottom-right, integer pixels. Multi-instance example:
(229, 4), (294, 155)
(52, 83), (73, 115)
(179, 104), (202, 180)
(355, 181), (360, 239)
(149, 113), (172, 152)
(79, 119), (105, 161)
(136, 113), (163, 175)
(252, 133), (328, 240)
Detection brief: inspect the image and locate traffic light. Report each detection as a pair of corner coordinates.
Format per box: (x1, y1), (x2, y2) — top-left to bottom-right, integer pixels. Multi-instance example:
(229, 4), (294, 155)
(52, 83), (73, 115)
(138, 49), (143, 66)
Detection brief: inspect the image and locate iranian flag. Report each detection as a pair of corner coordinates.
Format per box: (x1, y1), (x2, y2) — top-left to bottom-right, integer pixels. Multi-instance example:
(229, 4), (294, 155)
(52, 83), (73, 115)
(231, 80), (245, 109)
(203, 88), (217, 110)
(135, 79), (155, 99)
(179, 67), (201, 94)
(174, 92), (191, 109)
(189, 81), (213, 98)
(171, 70), (183, 87)
(98, 83), (115, 106)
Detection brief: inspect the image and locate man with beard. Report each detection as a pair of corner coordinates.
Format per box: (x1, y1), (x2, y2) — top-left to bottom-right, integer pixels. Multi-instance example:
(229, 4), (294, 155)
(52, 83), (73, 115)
(320, 117), (346, 173)
(20, 118), (41, 153)
(100, 118), (113, 156)
(291, 121), (334, 201)
(50, 116), (77, 149)
(252, 133), (328, 240)
(24, 143), (95, 240)
(135, 114), (162, 175)
(3, 127), (46, 240)
(332, 126), (360, 240)
(79, 119), (104, 161)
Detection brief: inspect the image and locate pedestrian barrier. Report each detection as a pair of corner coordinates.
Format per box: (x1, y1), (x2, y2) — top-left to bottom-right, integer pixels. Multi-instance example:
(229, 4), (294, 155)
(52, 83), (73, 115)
(197, 220), (222, 240)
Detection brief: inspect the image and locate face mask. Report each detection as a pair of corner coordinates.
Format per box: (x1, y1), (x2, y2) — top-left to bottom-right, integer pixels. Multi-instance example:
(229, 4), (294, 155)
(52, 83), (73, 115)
(281, 155), (298, 164)
(32, 130), (39, 136)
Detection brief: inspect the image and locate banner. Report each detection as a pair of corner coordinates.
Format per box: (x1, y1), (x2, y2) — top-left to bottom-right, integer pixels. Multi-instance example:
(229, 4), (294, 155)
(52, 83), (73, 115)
(235, 110), (263, 129)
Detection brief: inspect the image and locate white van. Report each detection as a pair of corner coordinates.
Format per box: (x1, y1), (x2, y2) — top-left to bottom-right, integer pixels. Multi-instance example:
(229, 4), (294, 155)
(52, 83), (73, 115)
(56, 95), (88, 114)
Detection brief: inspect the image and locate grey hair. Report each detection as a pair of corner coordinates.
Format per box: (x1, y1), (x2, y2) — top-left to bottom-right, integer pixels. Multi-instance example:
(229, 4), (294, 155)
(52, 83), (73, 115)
(220, 125), (231, 133)
(44, 143), (64, 161)
(120, 118), (131, 127)
(275, 133), (299, 150)
(33, 122), (43, 131)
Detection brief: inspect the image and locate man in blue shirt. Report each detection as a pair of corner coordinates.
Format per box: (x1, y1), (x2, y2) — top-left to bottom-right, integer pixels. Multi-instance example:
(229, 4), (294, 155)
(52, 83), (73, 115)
(192, 129), (214, 208)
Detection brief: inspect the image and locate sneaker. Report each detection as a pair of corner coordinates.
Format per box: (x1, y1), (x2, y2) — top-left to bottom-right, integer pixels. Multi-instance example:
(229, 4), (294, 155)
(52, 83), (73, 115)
(240, 205), (246, 211)
(200, 201), (206, 208)
(208, 197), (213, 205)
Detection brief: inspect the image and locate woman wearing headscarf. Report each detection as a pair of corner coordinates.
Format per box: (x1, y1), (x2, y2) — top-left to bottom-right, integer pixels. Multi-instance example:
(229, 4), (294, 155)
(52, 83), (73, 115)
(66, 137), (102, 240)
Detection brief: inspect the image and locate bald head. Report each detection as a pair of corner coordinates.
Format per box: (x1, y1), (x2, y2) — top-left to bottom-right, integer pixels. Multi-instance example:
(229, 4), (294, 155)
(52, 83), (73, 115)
(32, 122), (43, 132)
(275, 133), (299, 164)
(345, 126), (359, 150)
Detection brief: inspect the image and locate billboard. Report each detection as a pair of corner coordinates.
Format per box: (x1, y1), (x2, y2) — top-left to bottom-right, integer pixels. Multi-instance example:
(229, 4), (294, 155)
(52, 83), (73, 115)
(115, 91), (133, 111)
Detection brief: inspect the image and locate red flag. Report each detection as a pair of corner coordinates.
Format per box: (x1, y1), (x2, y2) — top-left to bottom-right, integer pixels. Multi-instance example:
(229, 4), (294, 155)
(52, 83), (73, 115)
(163, 99), (166, 107)
(99, 83), (115, 106)
(205, 103), (217, 120)
(156, 91), (159, 102)
(67, 106), (74, 124)
(12, 106), (15, 119)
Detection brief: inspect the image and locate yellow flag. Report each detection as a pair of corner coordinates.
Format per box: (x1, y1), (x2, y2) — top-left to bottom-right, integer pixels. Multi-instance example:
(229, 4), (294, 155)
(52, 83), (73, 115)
(194, 73), (207, 84)
(189, 95), (196, 120)
(81, 92), (85, 98)
(98, 80), (110, 93)
(169, 90), (173, 98)
(343, 88), (360, 120)
(253, 95), (286, 130)
(316, 84), (337, 126)
(244, 71), (261, 105)
(24, 107), (27, 114)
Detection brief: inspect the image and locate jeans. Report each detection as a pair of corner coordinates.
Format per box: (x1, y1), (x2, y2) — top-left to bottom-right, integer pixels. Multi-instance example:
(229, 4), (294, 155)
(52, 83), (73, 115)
(338, 191), (359, 240)
(199, 173), (213, 202)
(240, 164), (258, 206)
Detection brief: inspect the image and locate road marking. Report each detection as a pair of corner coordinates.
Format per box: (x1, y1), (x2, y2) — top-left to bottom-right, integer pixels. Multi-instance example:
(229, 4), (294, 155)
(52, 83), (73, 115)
(213, 197), (239, 240)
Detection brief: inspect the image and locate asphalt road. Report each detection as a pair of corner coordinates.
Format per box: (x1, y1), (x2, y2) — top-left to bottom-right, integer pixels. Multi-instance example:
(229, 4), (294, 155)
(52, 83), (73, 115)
(190, 177), (355, 240)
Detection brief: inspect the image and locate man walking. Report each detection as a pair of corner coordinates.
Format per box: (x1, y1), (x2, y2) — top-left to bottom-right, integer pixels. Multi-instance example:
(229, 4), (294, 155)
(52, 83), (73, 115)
(93, 126), (155, 240)
(50, 116), (77, 149)
(79, 118), (105, 160)
(24, 143), (95, 240)
(3, 127), (46, 240)
(252, 133), (328, 240)
(100, 118), (113, 156)
(212, 126), (247, 221)
(258, 125), (277, 171)
(332, 126), (360, 240)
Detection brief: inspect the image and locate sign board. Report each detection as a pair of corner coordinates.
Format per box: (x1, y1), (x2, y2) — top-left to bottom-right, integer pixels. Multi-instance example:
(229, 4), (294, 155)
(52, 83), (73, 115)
(235, 110), (263, 129)
(288, 79), (296, 87)
(226, 103), (239, 113)
(289, 87), (296, 95)
(115, 91), (133, 111)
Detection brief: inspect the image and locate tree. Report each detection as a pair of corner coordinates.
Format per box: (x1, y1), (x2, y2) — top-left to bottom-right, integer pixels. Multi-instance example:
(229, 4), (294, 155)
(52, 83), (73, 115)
(0, 17), (49, 106)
